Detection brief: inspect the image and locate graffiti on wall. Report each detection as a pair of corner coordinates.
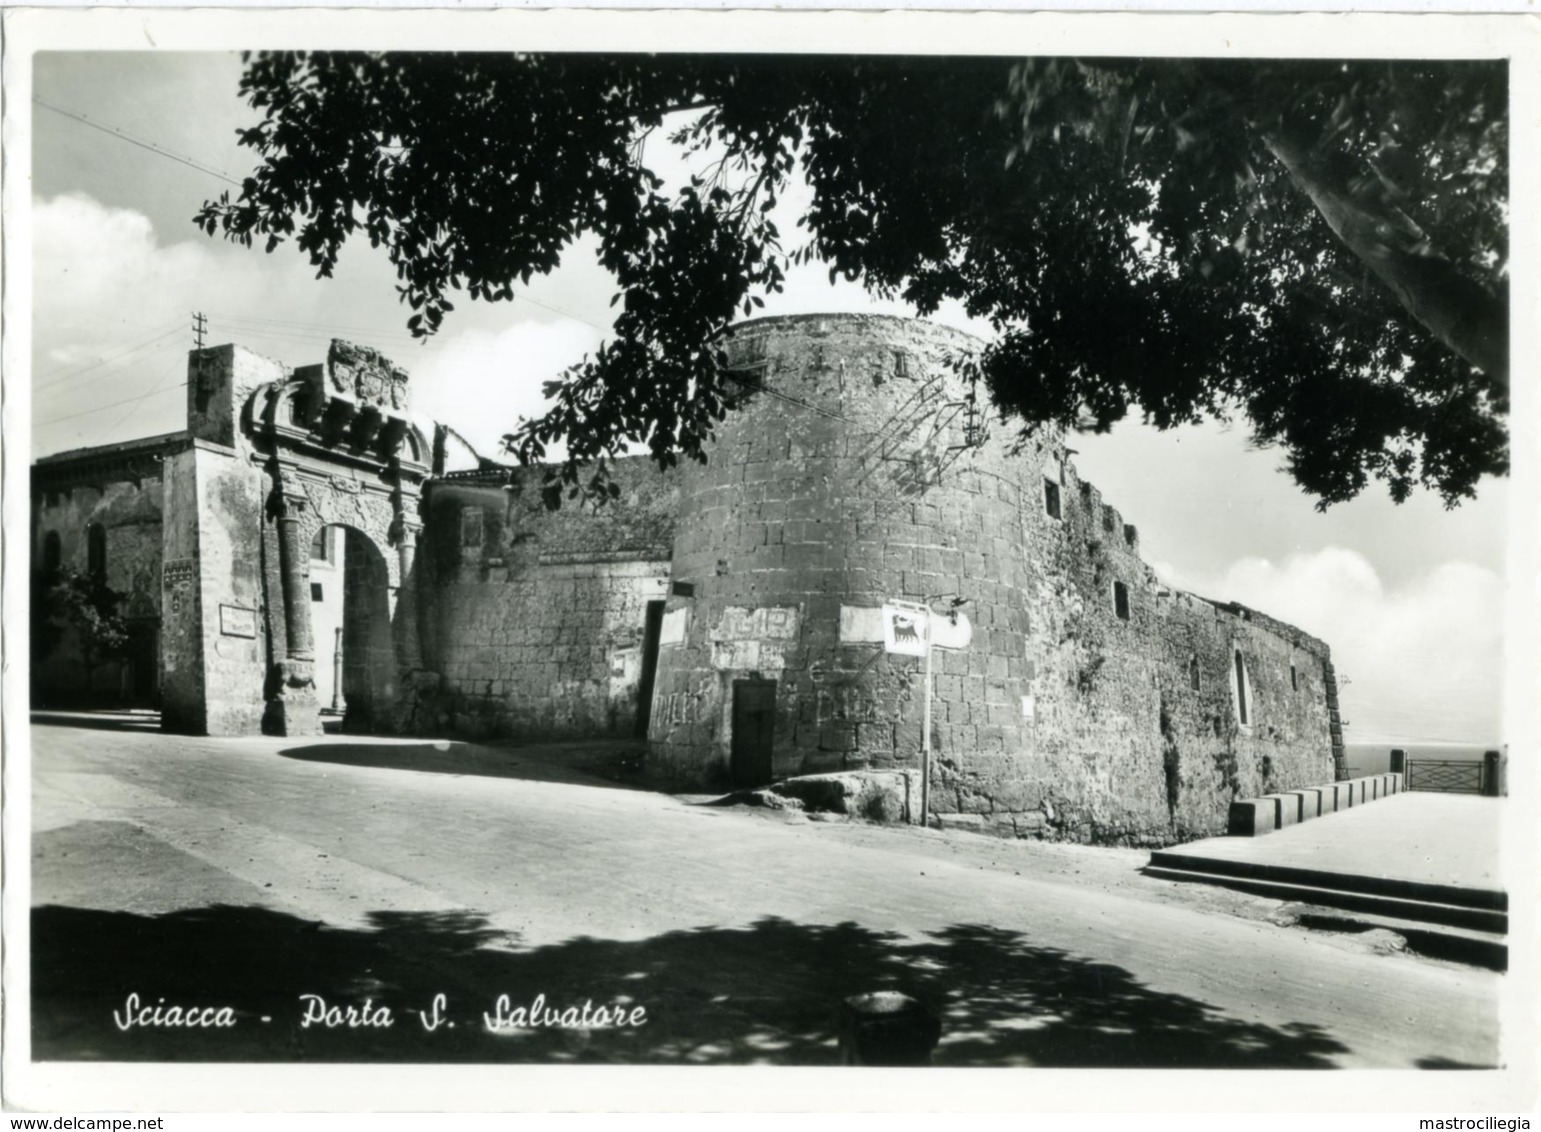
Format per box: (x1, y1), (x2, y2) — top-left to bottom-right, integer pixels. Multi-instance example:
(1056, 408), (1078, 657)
(652, 677), (714, 728)
(816, 685), (882, 726)
(713, 606), (800, 642)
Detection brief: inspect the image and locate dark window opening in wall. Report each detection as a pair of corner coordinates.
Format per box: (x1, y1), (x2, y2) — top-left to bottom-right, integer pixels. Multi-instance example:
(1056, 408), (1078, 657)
(1113, 581), (1130, 621)
(635, 600), (666, 738)
(42, 530), (62, 576)
(1124, 524), (1138, 548)
(1188, 656), (1201, 691)
(893, 350), (909, 378)
(1043, 479), (1061, 520)
(86, 523), (107, 580)
(311, 583), (324, 602)
(1233, 650), (1250, 726)
(1291, 663), (1298, 691)
(310, 527), (331, 563)
(461, 507), (484, 548)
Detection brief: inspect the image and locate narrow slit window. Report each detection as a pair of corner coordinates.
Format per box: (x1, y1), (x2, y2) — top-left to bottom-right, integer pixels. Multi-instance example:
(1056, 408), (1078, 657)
(1233, 650), (1250, 726)
(1290, 663), (1298, 692)
(1113, 581), (1130, 621)
(86, 523), (107, 580)
(1043, 478), (1061, 520)
(42, 530), (62, 576)
(1188, 656), (1201, 691)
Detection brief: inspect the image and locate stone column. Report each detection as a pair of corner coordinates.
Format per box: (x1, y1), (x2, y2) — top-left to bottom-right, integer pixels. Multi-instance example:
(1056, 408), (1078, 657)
(264, 479), (323, 736)
(276, 488), (314, 662)
(391, 496), (424, 671)
(389, 491), (437, 733)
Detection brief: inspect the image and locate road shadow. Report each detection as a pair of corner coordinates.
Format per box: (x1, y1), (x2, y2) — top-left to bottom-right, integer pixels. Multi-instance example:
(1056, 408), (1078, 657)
(278, 740), (649, 792)
(30, 710), (162, 734)
(31, 903), (1372, 1067)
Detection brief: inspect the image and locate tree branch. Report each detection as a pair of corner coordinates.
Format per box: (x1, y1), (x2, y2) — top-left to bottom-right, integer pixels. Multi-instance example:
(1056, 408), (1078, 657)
(1258, 123), (1508, 385)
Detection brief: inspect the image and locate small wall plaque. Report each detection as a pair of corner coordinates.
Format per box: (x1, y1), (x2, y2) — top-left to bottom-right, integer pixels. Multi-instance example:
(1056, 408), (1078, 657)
(220, 604), (258, 638)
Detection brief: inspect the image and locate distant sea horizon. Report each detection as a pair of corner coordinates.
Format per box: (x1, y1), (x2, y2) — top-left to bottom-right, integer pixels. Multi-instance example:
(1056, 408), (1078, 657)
(1343, 740), (1503, 777)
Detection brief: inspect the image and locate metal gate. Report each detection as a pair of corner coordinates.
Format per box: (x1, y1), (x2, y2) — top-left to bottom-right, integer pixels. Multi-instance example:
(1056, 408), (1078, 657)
(1404, 759), (1486, 794)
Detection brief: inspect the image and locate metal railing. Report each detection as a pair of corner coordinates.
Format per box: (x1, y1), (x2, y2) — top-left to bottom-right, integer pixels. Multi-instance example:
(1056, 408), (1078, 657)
(1404, 759), (1485, 794)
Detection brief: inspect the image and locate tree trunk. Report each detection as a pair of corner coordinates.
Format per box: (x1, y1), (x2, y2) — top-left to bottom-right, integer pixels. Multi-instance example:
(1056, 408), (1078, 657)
(1259, 125), (1508, 386)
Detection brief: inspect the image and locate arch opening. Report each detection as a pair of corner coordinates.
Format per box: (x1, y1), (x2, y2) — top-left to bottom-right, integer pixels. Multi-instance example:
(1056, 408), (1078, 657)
(310, 523), (394, 734)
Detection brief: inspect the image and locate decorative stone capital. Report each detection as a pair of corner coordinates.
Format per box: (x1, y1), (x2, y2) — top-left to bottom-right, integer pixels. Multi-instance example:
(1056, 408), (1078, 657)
(390, 512), (423, 547)
(274, 658), (317, 694)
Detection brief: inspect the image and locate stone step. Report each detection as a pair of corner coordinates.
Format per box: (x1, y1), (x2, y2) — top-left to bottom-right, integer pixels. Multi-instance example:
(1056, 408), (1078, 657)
(1148, 846), (1506, 913)
(1267, 903), (1508, 972)
(1141, 863), (1508, 935)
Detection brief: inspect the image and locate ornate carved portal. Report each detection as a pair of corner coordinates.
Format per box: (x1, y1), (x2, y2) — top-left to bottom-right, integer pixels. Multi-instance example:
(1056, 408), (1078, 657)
(250, 340), (431, 736)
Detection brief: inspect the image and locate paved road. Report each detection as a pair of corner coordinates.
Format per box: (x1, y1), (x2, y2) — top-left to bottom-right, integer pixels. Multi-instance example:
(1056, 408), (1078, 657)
(27, 713), (1501, 1067)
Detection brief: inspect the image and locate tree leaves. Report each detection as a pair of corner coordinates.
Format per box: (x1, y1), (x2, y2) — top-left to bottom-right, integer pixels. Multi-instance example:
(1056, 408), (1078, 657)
(198, 52), (1508, 509)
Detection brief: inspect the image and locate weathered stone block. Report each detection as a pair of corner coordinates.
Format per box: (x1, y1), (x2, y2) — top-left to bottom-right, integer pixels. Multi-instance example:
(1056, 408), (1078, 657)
(1227, 798), (1277, 836)
(933, 813), (985, 832)
(770, 770), (913, 823)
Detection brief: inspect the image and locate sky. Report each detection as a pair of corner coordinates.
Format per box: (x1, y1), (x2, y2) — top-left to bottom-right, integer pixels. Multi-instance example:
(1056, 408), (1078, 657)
(25, 49), (1513, 746)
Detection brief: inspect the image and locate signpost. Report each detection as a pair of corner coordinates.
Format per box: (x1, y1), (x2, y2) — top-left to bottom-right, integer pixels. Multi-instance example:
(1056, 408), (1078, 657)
(882, 599), (971, 827)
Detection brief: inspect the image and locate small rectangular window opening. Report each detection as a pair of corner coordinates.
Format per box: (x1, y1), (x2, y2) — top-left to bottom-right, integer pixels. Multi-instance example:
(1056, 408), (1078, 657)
(311, 583), (324, 602)
(1043, 478), (1061, 520)
(461, 507), (484, 548)
(1234, 650), (1250, 726)
(1113, 581), (1130, 621)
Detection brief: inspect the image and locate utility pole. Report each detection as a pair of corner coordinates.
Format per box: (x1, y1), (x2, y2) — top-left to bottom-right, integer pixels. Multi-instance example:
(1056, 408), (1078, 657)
(191, 312), (210, 406)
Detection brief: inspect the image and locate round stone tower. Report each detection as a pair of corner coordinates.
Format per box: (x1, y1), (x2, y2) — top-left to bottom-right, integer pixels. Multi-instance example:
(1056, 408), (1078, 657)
(646, 313), (1053, 800)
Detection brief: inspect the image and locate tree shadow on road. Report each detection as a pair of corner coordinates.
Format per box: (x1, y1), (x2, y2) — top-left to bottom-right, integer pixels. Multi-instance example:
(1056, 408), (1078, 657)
(31, 902), (1366, 1067)
(30, 710), (162, 734)
(278, 741), (650, 792)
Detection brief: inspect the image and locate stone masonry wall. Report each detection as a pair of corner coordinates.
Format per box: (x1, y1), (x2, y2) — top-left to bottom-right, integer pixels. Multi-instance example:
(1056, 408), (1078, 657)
(648, 313), (1334, 845)
(650, 314), (1039, 791)
(1009, 462), (1333, 844)
(189, 444), (268, 735)
(32, 475), (165, 704)
(421, 457), (678, 739)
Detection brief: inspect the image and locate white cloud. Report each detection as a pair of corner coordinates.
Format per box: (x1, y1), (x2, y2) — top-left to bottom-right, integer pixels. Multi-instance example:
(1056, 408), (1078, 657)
(1172, 548), (1505, 745)
(408, 319), (603, 460)
(30, 192), (599, 459)
(34, 194), (213, 358)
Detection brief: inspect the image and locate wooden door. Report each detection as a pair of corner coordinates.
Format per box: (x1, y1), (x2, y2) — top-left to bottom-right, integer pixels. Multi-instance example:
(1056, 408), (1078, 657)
(731, 679), (777, 788)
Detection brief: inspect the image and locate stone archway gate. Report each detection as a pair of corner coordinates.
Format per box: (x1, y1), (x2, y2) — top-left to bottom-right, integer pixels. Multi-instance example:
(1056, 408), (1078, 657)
(248, 341), (431, 736)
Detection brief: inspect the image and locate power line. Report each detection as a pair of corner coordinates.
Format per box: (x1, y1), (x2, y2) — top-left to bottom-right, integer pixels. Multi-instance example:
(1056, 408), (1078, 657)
(37, 101), (616, 337)
(216, 287), (610, 336)
(35, 377), (189, 428)
(34, 323), (185, 387)
(33, 326), (189, 400)
(34, 97), (244, 189)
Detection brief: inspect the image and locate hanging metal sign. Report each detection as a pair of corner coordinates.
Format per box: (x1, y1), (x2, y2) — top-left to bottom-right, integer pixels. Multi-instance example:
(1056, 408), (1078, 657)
(931, 611), (972, 651)
(881, 604), (929, 657)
